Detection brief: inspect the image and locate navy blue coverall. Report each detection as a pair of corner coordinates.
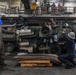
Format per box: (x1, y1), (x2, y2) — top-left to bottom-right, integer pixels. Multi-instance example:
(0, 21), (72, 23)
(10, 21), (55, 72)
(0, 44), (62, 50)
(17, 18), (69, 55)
(58, 34), (75, 66)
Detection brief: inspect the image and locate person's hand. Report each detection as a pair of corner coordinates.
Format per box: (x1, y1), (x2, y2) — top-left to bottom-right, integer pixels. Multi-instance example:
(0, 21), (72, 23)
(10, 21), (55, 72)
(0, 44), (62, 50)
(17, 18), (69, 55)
(62, 29), (66, 33)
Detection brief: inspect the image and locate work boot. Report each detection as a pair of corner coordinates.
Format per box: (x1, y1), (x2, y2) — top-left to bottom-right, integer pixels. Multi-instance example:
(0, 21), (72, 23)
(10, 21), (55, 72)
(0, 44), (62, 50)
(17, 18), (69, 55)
(65, 65), (73, 69)
(69, 60), (76, 67)
(72, 62), (76, 67)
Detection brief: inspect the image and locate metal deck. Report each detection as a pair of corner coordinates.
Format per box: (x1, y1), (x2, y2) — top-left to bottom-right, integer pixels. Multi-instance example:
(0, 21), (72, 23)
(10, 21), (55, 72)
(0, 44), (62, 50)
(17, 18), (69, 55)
(4, 14), (76, 18)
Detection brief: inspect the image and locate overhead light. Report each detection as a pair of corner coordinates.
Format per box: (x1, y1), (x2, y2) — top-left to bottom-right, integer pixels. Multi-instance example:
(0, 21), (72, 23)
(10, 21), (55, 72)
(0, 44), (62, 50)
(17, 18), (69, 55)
(36, 1), (40, 5)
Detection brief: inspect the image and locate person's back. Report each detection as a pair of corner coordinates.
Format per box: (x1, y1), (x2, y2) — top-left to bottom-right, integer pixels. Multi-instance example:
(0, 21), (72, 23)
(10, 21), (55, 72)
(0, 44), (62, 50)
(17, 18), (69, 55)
(63, 34), (75, 55)
(51, 3), (57, 14)
(46, 2), (50, 14)
(57, 3), (64, 14)
(63, 33), (75, 57)
(47, 2), (50, 8)
(51, 3), (56, 9)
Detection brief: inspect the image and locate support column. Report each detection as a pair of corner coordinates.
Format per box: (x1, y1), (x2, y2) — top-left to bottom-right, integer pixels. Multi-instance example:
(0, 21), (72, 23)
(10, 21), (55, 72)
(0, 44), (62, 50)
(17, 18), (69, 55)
(44, 0), (46, 4)
(62, 0), (65, 6)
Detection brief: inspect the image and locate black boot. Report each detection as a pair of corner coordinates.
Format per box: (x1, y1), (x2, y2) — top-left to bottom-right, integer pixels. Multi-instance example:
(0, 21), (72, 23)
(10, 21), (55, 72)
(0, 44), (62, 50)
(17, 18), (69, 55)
(69, 60), (76, 67)
(65, 65), (73, 69)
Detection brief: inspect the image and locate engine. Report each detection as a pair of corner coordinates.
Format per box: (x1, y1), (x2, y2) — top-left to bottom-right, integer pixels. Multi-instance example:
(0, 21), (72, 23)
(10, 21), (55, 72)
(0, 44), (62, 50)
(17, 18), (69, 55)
(16, 25), (54, 54)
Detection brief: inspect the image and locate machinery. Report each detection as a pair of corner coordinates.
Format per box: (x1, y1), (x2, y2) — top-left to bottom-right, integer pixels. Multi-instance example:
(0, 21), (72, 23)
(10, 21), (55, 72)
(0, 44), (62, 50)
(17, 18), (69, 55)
(2, 25), (18, 52)
(3, 32), (17, 52)
(16, 25), (50, 54)
(1, 0), (76, 55)
(1, 14), (76, 55)
(1, 16), (76, 55)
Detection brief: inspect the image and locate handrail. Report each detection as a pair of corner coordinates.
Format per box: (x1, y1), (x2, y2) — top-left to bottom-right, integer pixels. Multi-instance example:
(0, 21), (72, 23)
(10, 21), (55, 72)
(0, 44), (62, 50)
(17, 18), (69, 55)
(1, 6), (76, 15)
(18, 6), (76, 15)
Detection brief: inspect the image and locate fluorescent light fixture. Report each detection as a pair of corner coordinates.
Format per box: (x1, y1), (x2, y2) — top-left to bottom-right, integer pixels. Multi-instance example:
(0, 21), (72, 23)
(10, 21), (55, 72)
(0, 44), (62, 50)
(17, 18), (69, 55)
(36, 1), (40, 5)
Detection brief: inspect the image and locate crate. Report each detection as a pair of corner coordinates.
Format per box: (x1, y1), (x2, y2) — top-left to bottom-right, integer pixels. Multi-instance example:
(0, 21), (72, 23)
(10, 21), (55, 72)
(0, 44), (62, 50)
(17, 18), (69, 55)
(20, 63), (52, 67)
(14, 54), (61, 67)
(18, 59), (52, 67)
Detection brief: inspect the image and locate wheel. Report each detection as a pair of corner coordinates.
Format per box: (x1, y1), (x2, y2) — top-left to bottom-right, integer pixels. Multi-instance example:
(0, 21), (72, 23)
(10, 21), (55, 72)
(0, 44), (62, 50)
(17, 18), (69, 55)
(41, 27), (49, 34)
(50, 45), (61, 55)
(5, 43), (15, 52)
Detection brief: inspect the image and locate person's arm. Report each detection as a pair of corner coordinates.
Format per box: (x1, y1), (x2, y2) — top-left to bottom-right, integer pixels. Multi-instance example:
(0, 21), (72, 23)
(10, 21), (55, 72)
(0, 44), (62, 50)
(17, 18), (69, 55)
(50, 18), (56, 25)
(62, 33), (72, 42)
(44, 22), (52, 30)
(61, 29), (70, 41)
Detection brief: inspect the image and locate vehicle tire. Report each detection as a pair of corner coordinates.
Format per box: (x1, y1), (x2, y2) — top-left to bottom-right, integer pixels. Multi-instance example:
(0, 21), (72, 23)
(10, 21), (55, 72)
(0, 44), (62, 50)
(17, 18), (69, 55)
(41, 27), (49, 34)
(50, 45), (61, 55)
(5, 43), (15, 52)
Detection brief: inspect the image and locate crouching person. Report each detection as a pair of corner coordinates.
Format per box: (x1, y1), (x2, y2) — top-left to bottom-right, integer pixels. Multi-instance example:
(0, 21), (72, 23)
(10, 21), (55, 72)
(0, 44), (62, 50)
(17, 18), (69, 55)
(58, 31), (76, 69)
